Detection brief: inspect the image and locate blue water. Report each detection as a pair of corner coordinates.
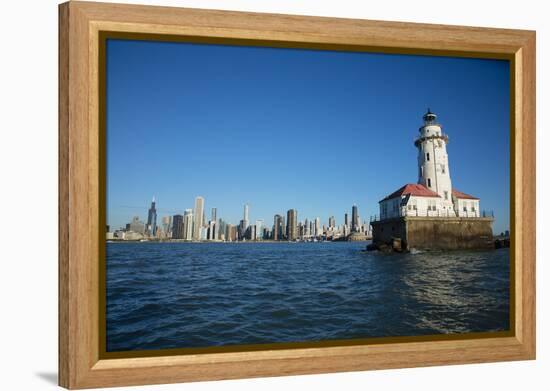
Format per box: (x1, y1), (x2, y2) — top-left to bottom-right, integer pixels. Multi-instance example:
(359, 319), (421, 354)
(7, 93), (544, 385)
(106, 242), (510, 352)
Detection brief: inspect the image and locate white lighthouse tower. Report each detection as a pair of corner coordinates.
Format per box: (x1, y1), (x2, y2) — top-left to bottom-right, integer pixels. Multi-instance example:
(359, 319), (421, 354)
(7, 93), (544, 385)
(414, 109), (455, 214)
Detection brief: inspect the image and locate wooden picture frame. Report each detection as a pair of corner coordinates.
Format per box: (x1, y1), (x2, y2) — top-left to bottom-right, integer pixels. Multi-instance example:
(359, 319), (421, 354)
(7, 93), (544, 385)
(59, 1), (536, 389)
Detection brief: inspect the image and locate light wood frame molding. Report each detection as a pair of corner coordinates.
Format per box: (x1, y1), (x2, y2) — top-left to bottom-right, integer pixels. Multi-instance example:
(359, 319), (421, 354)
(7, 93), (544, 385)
(59, 1), (536, 389)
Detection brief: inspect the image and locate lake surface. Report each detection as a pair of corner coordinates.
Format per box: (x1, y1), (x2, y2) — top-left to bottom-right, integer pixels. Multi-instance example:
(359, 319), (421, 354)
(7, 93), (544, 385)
(106, 242), (510, 352)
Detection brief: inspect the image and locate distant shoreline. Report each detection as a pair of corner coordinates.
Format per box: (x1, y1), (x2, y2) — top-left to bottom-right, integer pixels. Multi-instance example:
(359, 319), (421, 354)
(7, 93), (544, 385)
(106, 239), (371, 244)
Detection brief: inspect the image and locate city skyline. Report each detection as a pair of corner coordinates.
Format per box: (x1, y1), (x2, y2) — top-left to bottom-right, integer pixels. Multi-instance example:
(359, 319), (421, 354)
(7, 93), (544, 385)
(109, 196), (372, 230)
(109, 195), (370, 238)
(106, 39), (510, 234)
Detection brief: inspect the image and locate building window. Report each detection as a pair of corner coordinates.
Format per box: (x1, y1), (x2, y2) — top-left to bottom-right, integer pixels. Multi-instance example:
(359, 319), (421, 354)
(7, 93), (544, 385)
(444, 191), (448, 200)
(427, 178), (431, 187)
(441, 164), (446, 174)
(426, 152), (430, 161)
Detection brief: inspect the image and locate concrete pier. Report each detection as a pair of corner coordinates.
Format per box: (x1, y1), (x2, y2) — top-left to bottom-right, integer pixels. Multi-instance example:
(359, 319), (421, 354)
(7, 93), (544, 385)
(371, 216), (494, 251)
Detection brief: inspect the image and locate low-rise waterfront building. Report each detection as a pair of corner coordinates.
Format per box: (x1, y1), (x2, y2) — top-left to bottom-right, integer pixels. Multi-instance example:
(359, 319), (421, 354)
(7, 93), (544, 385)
(126, 216), (145, 235)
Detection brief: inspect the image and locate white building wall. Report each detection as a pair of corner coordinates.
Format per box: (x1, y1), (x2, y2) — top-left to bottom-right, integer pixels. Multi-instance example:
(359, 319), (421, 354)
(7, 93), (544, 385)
(454, 198), (480, 217)
(380, 195), (460, 219)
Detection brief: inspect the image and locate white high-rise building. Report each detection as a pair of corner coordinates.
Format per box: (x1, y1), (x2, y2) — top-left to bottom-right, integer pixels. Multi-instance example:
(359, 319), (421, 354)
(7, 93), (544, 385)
(255, 219), (263, 240)
(193, 196), (204, 240)
(183, 209), (193, 240)
(314, 217), (320, 237)
(243, 203), (249, 229)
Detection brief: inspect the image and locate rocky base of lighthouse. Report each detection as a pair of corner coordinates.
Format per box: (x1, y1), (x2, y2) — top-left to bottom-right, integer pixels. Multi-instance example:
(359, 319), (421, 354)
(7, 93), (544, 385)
(371, 216), (495, 251)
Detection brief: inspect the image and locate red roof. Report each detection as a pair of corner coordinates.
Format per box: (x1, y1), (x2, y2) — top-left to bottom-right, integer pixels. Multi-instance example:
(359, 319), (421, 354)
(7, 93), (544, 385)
(452, 189), (479, 200)
(380, 183), (440, 202)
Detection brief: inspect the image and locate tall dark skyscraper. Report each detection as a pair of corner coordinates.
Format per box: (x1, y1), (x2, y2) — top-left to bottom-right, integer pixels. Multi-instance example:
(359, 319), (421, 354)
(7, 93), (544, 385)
(273, 214), (283, 240)
(344, 212), (349, 227)
(286, 209), (298, 241)
(146, 197), (158, 236)
(172, 214), (184, 239)
(352, 204), (359, 232)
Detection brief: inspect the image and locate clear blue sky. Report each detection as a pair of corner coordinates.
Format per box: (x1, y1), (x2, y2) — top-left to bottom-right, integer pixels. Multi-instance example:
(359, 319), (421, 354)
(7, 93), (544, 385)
(106, 39), (510, 234)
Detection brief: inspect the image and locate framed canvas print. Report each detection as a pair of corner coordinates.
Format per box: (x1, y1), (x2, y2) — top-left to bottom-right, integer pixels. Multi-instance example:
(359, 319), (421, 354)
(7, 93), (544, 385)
(58, 1), (536, 389)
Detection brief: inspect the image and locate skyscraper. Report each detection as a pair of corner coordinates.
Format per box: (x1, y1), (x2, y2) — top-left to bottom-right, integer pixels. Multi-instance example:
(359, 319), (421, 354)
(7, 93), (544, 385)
(161, 216), (172, 237)
(286, 209), (298, 241)
(193, 196), (204, 240)
(218, 218), (226, 241)
(226, 224), (236, 241)
(209, 207), (218, 240)
(243, 204), (249, 229)
(352, 204), (359, 232)
(314, 217), (321, 237)
(238, 220), (246, 240)
(273, 214), (283, 240)
(329, 216), (335, 228)
(183, 209), (193, 240)
(211, 207), (217, 223)
(225, 223), (233, 241)
(172, 214), (184, 239)
(344, 212), (349, 227)
(255, 220), (263, 240)
(146, 197), (157, 236)
(207, 220), (217, 240)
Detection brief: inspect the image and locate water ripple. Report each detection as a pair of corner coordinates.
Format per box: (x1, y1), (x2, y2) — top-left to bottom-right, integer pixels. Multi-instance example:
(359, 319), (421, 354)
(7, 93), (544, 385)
(106, 242), (510, 351)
